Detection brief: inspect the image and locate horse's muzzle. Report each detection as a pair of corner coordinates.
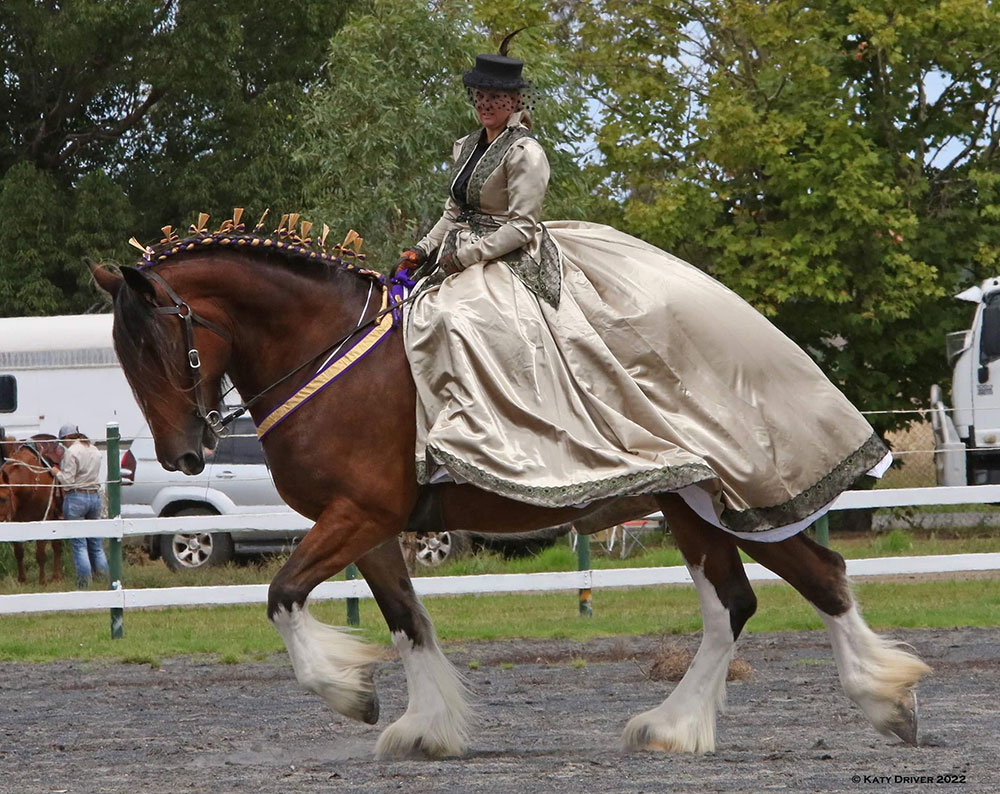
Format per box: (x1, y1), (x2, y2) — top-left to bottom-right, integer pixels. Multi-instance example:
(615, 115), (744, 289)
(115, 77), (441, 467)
(173, 451), (205, 476)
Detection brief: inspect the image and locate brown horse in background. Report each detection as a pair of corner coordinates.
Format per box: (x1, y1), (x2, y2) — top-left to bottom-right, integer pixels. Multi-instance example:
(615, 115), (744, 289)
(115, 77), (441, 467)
(89, 233), (928, 759)
(0, 435), (64, 584)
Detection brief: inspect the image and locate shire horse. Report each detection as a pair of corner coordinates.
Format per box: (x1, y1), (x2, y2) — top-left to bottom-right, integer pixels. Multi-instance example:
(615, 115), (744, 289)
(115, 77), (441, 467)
(1, 435), (64, 584)
(89, 224), (928, 758)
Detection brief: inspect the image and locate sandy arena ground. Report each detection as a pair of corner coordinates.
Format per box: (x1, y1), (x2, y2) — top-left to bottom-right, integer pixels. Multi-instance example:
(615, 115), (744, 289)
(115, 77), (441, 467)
(2, 627), (998, 793)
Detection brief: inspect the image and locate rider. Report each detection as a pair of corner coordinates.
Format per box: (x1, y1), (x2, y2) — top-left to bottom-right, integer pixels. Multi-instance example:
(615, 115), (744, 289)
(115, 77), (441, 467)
(395, 42), (889, 541)
(54, 423), (108, 588)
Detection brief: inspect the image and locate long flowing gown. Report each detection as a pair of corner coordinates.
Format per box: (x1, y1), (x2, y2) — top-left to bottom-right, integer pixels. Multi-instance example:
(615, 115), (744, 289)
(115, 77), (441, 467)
(403, 120), (889, 541)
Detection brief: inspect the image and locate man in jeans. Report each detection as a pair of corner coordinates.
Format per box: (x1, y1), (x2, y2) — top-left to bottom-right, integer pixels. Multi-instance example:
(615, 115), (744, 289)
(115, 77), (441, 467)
(54, 424), (107, 588)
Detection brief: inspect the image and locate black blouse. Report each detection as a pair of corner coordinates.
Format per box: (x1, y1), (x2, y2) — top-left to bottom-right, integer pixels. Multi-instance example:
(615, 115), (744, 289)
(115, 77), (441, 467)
(451, 130), (489, 207)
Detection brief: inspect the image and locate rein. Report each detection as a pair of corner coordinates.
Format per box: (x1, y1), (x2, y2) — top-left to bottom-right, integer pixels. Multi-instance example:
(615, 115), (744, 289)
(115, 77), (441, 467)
(146, 268), (417, 439)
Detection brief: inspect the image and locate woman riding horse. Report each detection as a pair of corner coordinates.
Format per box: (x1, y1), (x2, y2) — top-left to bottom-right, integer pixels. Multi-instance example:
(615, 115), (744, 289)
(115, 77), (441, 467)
(90, 43), (928, 760)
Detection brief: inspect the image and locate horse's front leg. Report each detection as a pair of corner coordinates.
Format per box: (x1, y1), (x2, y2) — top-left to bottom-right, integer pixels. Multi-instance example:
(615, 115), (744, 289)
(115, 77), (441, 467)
(357, 538), (470, 759)
(267, 499), (398, 725)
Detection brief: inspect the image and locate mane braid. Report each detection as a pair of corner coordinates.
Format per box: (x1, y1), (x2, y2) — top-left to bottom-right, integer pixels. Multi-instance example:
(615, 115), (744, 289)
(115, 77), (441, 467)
(133, 215), (381, 285)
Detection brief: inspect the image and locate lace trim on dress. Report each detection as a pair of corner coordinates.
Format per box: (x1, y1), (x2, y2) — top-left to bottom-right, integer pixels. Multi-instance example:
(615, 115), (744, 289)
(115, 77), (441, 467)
(719, 431), (889, 533)
(415, 431), (889, 535)
(416, 446), (718, 507)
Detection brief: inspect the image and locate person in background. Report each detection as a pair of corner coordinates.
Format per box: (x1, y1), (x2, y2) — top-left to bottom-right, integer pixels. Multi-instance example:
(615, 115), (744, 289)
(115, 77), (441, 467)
(54, 423), (108, 588)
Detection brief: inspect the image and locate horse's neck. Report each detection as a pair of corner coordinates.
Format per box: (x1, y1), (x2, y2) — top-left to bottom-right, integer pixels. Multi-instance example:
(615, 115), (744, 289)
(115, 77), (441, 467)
(201, 260), (375, 417)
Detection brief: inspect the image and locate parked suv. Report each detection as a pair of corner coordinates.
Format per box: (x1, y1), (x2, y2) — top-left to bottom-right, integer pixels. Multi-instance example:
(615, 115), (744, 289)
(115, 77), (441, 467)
(121, 418), (306, 570)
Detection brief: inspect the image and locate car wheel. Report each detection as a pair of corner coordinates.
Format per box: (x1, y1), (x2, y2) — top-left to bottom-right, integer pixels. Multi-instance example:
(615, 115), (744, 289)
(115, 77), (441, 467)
(413, 531), (470, 568)
(160, 507), (234, 571)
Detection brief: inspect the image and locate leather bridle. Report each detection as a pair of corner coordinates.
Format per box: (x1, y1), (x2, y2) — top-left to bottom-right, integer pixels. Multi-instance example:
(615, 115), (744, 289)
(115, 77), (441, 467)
(143, 269), (419, 438)
(144, 270), (233, 434)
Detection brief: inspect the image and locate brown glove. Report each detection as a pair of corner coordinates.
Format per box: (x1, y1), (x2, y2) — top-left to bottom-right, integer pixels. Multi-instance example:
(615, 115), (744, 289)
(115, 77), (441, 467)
(395, 248), (424, 276)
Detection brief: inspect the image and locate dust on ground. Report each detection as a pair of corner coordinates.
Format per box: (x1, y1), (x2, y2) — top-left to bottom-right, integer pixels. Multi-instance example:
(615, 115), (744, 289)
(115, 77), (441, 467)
(1, 627), (997, 794)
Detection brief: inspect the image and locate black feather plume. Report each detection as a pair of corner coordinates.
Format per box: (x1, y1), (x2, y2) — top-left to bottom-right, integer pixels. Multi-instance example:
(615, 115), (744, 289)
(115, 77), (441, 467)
(499, 27), (528, 57)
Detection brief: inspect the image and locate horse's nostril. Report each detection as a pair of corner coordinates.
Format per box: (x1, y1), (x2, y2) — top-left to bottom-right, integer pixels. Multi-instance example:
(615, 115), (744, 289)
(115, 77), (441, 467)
(175, 452), (204, 476)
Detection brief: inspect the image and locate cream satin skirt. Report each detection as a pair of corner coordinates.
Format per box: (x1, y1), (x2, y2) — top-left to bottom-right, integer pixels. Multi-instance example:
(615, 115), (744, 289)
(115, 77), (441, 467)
(403, 221), (889, 540)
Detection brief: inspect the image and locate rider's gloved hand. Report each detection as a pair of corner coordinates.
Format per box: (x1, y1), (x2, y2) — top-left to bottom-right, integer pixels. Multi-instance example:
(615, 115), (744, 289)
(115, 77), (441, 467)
(395, 249), (424, 277)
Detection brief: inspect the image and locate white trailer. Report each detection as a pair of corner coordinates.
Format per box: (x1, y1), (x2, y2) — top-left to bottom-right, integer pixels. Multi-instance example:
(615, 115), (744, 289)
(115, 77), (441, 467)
(930, 277), (1000, 486)
(0, 313), (145, 443)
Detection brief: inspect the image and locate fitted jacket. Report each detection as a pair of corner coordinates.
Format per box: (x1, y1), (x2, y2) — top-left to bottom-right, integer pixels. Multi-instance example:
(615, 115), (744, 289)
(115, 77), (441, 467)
(415, 112), (561, 307)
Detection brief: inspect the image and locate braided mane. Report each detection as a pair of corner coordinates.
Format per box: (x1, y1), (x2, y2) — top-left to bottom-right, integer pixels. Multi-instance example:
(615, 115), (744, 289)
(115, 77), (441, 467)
(129, 208), (380, 281)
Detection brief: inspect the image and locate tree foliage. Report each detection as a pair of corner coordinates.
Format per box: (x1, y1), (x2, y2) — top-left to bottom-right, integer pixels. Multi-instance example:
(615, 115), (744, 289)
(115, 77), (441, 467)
(298, 0), (601, 266)
(567, 0), (1000, 427)
(0, 0), (349, 315)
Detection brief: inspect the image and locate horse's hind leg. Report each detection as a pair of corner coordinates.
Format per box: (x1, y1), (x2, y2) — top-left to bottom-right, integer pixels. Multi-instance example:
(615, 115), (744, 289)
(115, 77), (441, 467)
(35, 541), (48, 585)
(13, 542), (26, 583)
(50, 540), (63, 583)
(357, 539), (470, 759)
(623, 494), (757, 753)
(735, 532), (930, 744)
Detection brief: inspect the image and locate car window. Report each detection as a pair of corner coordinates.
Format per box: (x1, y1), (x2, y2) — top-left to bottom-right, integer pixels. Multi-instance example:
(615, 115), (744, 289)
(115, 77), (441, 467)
(210, 417), (266, 465)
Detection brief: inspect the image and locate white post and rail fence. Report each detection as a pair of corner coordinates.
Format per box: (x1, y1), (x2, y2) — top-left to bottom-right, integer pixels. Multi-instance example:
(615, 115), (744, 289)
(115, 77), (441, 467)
(2, 425), (999, 635)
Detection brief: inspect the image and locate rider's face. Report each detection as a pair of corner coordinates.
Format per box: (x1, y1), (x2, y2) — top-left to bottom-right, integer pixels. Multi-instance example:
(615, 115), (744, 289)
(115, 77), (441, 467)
(472, 90), (519, 131)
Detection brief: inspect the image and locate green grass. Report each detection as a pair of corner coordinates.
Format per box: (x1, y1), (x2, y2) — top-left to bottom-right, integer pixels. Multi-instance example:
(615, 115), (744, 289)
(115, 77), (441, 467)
(1, 577), (997, 664)
(1, 529), (997, 664)
(3, 530), (997, 593)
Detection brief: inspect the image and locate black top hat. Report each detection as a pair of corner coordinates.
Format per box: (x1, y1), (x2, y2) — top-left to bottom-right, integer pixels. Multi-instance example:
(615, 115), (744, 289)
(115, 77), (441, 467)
(463, 54), (530, 91)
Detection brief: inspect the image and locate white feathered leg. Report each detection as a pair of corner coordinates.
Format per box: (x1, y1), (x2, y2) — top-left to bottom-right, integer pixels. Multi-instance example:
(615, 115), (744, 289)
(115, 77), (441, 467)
(375, 611), (471, 759)
(271, 602), (382, 723)
(623, 565), (735, 753)
(819, 602), (931, 744)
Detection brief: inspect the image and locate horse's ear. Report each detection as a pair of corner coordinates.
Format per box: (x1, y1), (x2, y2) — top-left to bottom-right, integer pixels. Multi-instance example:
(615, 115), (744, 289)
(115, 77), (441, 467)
(119, 266), (158, 303)
(88, 258), (124, 297)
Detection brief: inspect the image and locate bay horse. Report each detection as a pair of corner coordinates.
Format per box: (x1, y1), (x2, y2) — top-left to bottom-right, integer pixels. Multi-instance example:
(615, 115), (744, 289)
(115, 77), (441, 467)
(1, 436), (64, 584)
(89, 220), (928, 758)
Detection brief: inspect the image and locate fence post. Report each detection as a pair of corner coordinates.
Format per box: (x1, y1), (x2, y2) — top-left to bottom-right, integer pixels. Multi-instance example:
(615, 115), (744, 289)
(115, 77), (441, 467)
(345, 563), (360, 626)
(576, 530), (592, 617)
(106, 423), (123, 639)
(814, 514), (830, 548)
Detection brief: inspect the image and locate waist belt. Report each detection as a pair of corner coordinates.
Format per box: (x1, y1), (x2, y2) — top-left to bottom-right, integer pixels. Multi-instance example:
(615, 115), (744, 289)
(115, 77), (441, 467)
(455, 208), (501, 235)
(67, 487), (100, 494)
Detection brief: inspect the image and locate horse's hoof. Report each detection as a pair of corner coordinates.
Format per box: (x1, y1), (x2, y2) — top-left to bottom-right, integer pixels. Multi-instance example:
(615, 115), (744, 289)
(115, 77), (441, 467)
(622, 709), (715, 754)
(360, 690), (380, 725)
(887, 691), (919, 745)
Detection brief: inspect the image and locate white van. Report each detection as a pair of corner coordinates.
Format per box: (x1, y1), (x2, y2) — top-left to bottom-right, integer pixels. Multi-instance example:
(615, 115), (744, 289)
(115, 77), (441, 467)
(0, 314), (145, 442)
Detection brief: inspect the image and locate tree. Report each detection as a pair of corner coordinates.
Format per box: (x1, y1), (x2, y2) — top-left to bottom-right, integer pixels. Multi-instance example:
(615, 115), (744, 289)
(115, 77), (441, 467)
(298, 0), (601, 266)
(568, 0), (1000, 429)
(0, 0), (349, 316)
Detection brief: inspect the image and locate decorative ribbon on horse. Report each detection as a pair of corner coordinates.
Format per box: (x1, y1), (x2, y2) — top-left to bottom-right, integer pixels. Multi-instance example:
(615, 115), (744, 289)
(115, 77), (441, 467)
(255, 283), (398, 440)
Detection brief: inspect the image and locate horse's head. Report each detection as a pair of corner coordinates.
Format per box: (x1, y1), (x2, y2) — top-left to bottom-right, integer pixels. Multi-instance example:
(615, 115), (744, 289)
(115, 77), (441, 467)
(91, 262), (230, 475)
